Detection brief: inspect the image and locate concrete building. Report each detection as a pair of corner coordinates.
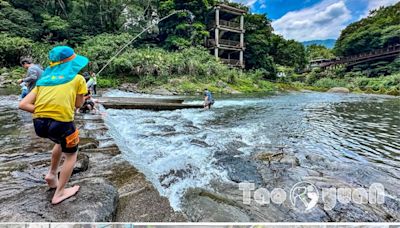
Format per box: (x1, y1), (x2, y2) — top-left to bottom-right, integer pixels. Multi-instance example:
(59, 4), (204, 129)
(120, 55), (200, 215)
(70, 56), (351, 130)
(206, 4), (246, 68)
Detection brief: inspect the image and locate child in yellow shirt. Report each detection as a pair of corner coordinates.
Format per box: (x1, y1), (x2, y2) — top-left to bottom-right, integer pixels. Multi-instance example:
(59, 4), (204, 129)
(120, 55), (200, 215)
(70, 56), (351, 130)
(19, 46), (88, 204)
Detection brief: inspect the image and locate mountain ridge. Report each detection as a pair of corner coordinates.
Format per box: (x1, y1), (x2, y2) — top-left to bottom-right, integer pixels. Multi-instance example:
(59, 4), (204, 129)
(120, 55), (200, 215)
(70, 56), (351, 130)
(302, 39), (336, 49)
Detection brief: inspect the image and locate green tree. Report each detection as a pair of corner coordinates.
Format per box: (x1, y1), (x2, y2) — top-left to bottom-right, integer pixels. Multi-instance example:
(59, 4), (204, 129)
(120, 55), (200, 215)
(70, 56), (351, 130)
(271, 34), (307, 71)
(306, 44), (335, 60)
(244, 13), (276, 78)
(334, 2), (400, 56)
(158, 0), (214, 50)
(0, 33), (33, 67)
(0, 0), (40, 39)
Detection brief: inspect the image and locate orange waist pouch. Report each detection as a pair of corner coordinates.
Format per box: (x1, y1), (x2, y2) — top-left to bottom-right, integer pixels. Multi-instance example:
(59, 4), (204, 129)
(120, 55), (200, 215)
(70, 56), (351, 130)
(65, 129), (80, 148)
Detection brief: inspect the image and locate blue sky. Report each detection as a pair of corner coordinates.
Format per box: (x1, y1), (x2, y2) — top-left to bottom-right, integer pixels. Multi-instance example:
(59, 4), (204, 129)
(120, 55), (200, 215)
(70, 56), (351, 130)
(231, 0), (398, 41)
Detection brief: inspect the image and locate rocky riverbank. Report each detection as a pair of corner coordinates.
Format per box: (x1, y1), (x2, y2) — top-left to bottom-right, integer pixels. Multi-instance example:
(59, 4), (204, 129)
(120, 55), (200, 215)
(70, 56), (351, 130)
(0, 96), (186, 222)
(181, 147), (400, 222)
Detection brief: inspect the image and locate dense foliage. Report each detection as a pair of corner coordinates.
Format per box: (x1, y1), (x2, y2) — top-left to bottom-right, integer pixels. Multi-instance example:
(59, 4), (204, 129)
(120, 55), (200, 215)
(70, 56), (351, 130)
(1, 0), (397, 95)
(243, 13), (276, 78)
(334, 2), (400, 56)
(0, 0), (307, 82)
(244, 13), (307, 78)
(306, 44), (335, 61)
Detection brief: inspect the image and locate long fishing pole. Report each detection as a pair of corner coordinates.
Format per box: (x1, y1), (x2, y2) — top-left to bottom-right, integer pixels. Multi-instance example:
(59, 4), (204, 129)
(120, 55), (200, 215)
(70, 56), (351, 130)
(96, 9), (193, 77)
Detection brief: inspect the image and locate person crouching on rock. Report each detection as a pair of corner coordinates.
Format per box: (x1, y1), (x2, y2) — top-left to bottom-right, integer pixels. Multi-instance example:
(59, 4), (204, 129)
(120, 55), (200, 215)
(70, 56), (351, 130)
(18, 46), (88, 204)
(76, 73), (97, 114)
(78, 92), (97, 114)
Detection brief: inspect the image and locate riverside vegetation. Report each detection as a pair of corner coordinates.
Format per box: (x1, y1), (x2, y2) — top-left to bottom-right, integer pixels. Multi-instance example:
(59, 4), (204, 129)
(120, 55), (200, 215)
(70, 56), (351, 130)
(278, 2), (400, 95)
(0, 0), (398, 95)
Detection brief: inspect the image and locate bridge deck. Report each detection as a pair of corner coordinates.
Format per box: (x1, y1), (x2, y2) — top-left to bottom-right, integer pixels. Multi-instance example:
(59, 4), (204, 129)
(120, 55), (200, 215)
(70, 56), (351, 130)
(315, 44), (400, 68)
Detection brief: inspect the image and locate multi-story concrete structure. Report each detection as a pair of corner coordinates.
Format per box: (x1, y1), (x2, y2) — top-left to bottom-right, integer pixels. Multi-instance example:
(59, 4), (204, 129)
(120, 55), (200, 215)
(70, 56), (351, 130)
(206, 4), (246, 68)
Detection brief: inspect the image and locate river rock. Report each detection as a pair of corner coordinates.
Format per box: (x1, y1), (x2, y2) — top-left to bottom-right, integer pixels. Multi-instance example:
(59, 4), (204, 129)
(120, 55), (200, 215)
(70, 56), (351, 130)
(328, 87), (350, 93)
(0, 179), (119, 222)
(73, 153), (90, 174)
(183, 189), (250, 222)
(120, 83), (138, 92)
(216, 156), (263, 184)
(216, 80), (228, 88)
(107, 160), (187, 222)
(0, 105), (186, 223)
(168, 78), (184, 86)
(0, 78), (14, 88)
(256, 151), (300, 167)
(152, 88), (173, 96)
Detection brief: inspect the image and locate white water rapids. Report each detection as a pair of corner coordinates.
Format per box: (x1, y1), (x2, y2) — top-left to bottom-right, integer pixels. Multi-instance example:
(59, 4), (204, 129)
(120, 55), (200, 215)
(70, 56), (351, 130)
(102, 90), (400, 211)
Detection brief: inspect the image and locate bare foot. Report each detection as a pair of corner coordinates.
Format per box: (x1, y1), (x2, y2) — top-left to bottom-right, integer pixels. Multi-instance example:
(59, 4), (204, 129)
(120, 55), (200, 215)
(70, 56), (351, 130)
(45, 173), (58, 189)
(51, 185), (80, 204)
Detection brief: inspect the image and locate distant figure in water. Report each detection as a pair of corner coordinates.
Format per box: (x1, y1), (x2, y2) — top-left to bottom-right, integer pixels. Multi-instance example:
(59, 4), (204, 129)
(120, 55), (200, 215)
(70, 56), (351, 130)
(19, 46), (88, 204)
(203, 88), (215, 109)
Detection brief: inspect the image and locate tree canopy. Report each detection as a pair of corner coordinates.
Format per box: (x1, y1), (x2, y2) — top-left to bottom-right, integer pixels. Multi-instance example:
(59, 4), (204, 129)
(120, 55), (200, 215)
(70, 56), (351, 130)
(306, 44), (335, 60)
(334, 2), (400, 56)
(0, 0), (307, 79)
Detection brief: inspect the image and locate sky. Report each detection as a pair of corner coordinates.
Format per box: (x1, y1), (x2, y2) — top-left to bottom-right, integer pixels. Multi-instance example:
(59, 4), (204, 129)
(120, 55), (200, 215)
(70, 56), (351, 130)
(231, 0), (399, 42)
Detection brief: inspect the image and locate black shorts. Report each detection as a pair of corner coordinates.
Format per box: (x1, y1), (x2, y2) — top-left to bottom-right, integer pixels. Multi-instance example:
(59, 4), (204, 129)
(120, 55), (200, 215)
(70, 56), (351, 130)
(33, 118), (79, 153)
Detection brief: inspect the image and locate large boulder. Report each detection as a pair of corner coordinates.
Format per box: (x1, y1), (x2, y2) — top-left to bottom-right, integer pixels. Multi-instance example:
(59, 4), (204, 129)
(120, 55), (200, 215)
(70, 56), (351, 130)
(328, 87), (350, 93)
(152, 88), (173, 96)
(120, 83), (138, 92)
(0, 179), (119, 222)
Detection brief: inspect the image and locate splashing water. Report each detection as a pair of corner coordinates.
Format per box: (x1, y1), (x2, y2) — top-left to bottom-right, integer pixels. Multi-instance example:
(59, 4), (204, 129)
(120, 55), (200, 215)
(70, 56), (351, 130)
(103, 91), (400, 211)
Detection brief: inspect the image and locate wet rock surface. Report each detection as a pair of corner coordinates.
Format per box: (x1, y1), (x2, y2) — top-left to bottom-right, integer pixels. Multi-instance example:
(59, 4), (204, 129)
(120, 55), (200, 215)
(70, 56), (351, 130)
(182, 149), (400, 222)
(0, 179), (118, 222)
(0, 98), (186, 222)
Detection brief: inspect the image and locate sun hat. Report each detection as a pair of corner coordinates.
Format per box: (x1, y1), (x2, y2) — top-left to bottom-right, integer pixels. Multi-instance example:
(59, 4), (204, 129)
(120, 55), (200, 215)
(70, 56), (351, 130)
(36, 46), (89, 86)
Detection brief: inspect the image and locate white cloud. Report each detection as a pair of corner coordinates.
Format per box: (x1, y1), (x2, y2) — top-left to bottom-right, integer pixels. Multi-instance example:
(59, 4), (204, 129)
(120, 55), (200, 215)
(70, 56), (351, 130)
(230, 0), (258, 7)
(361, 0), (398, 18)
(271, 0), (352, 41)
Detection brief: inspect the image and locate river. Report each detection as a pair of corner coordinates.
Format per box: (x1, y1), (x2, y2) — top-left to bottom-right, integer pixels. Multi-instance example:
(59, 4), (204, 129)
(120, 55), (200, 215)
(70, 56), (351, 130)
(1, 90), (399, 221)
(102, 90), (400, 221)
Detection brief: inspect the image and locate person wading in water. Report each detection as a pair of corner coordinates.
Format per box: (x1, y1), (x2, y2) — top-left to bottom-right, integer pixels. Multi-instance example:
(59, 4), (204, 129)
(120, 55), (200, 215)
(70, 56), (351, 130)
(203, 88), (215, 109)
(19, 46), (88, 204)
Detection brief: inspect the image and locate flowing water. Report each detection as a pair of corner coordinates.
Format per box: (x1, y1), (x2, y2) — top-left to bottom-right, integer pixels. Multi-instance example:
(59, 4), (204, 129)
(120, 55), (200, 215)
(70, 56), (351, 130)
(0, 90), (399, 214)
(102, 90), (400, 210)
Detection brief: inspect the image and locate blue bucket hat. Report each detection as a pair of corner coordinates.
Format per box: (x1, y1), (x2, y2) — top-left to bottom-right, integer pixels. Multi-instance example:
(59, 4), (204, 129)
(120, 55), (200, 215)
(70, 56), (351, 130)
(36, 46), (89, 86)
